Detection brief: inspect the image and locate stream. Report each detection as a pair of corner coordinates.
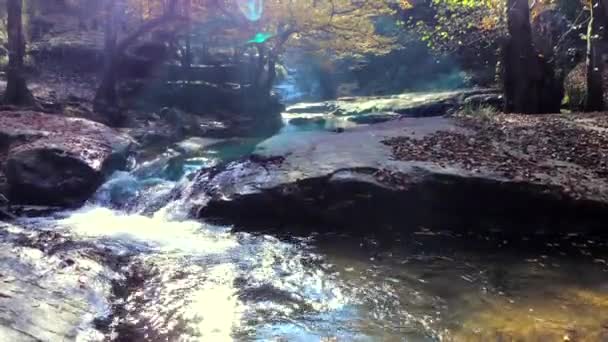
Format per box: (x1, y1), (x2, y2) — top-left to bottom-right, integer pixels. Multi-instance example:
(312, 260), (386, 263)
(2, 109), (608, 341)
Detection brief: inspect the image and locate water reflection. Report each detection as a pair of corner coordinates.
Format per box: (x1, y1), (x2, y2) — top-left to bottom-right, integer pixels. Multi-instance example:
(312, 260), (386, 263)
(16, 139), (608, 341)
(51, 199), (608, 341)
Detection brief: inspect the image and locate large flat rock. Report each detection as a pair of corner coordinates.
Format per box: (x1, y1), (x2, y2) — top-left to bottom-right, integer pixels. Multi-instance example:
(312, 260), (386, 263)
(194, 116), (608, 231)
(283, 89), (502, 129)
(0, 111), (135, 207)
(0, 222), (118, 341)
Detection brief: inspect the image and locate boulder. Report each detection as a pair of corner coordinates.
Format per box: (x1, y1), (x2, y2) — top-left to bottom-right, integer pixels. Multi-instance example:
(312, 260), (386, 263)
(462, 93), (504, 110)
(0, 111), (134, 207)
(0, 222), (117, 341)
(192, 116), (608, 232)
(283, 89), (502, 131)
(347, 112), (400, 124)
(174, 137), (224, 155)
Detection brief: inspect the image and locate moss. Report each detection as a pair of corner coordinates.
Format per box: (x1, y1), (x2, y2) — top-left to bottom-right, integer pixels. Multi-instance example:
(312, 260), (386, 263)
(564, 62), (587, 111)
(455, 104), (499, 121)
(564, 62), (608, 111)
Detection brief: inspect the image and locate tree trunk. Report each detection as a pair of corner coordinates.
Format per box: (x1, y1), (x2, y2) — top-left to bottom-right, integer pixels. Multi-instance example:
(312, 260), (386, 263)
(93, 0), (180, 122)
(3, 0), (35, 107)
(94, 0), (118, 117)
(585, 0), (607, 112)
(182, 0), (192, 81)
(253, 44), (267, 88)
(265, 55), (276, 94)
(503, 0), (562, 114)
(260, 29), (293, 96)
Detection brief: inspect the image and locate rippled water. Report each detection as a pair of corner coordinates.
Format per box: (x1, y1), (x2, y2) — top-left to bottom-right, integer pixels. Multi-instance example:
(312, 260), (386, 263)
(11, 136), (608, 341)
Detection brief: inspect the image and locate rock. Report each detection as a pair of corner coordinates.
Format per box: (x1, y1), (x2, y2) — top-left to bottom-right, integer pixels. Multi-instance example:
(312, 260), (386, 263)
(0, 222), (118, 341)
(193, 117), (608, 232)
(174, 137), (223, 155)
(462, 93), (504, 110)
(288, 117), (327, 127)
(6, 148), (104, 207)
(285, 102), (336, 114)
(132, 149), (186, 181)
(0, 111), (135, 207)
(329, 89), (500, 117)
(347, 112), (400, 124)
(283, 89), (502, 132)
(5, 205), (63, 217)
(133, 83), (284, 137)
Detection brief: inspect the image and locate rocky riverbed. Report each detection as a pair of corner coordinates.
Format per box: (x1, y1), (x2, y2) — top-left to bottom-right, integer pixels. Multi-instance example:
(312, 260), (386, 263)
(0, 111), (134, 208)
(1, 92), (608, 341)
(196, 113), (608, 232)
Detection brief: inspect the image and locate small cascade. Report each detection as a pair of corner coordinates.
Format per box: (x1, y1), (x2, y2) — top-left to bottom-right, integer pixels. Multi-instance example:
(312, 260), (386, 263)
(4, 100), (608, 341)
(14, 140), (355, 341)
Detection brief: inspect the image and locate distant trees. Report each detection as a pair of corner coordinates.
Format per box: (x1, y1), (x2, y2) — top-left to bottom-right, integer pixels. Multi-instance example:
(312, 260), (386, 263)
(249, 0), (402, 94)
(93, 0), (183, 123)
(402, 0), (607, 114)
(90, 0), (404, 119)
(3, 0), (36, 106)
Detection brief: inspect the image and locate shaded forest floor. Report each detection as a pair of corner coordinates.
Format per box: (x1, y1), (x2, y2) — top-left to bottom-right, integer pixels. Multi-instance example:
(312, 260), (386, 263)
(0, 69), (98, 119)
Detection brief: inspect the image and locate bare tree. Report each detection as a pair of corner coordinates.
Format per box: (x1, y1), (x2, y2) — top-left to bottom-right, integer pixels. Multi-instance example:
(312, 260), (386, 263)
(94, 0), (182, 123)
(503, 0), (563, 114)
(3, 0), (36, 106)
(584, 0), (607, 111)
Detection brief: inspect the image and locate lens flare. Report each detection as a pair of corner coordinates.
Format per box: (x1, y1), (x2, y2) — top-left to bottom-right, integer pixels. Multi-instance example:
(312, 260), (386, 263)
(237, 0), (263, 21)
(248, 32), (273, 44)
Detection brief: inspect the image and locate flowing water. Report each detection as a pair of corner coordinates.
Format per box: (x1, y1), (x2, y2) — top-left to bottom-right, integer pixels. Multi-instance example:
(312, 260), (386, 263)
(6, 124), (608, 341)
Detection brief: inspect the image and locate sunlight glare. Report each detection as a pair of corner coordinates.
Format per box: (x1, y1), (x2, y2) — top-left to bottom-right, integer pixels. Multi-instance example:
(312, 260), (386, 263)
(237, 0), (263, 21)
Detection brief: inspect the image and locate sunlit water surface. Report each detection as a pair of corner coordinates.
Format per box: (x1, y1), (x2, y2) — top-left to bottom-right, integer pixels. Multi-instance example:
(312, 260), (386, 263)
(14, 129), (608, 341)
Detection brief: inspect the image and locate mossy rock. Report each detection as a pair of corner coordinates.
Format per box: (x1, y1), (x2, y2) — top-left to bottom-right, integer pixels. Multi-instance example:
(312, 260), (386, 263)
(564, 62), (608, 110)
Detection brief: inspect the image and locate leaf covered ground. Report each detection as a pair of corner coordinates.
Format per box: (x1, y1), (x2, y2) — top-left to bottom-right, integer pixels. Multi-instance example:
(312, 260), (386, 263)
(382, 112), (608, 200)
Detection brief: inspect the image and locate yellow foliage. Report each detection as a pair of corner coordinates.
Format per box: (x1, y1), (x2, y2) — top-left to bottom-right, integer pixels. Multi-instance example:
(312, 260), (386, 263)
(259, 0), (399, 56)
(116, 0), (402, 57)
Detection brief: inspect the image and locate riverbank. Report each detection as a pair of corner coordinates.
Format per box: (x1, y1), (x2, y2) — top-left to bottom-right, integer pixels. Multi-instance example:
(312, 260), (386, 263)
(197, 111), (608, 232)
(1, 99), (608, 341)
(389, 111), (608, 202)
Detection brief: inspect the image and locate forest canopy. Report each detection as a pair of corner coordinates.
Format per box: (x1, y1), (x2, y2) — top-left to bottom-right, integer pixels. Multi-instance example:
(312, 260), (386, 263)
(0, 0), (604, 117)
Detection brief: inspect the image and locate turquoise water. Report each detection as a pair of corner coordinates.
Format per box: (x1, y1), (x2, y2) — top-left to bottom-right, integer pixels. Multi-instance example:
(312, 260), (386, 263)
(10, 129), (608, 341)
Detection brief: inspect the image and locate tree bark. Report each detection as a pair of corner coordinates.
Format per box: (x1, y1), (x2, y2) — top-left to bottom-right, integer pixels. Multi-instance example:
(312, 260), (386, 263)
(585, 0), (607, 111)
(182, 0), (192, 81)
(253, 44), (267, 88)
(93, 0), (181, 121)
(94, 0), (118, 116)
(260, 29), (293, 95)
(503, 0), (563, 114)
(3, 0), (35, 107)
(503, 0), (542, 114)
(264, 54), (276, 94)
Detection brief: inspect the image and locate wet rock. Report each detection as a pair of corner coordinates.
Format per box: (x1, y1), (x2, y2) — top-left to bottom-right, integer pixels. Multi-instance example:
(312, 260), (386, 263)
(127, 108), (215, 148)
(347, 112), (400, 124)
(0, 222), (118, 342)
(174, 137), (224, 155)
(462, 93), (504, 110)
(132, 149), (186, 181)
(0, 111), (135, 207)
(194, 117), (608, 232)
(283, 89), (501, 131)
(285, 102), (336, 114)
(288, 117), (327, 127)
